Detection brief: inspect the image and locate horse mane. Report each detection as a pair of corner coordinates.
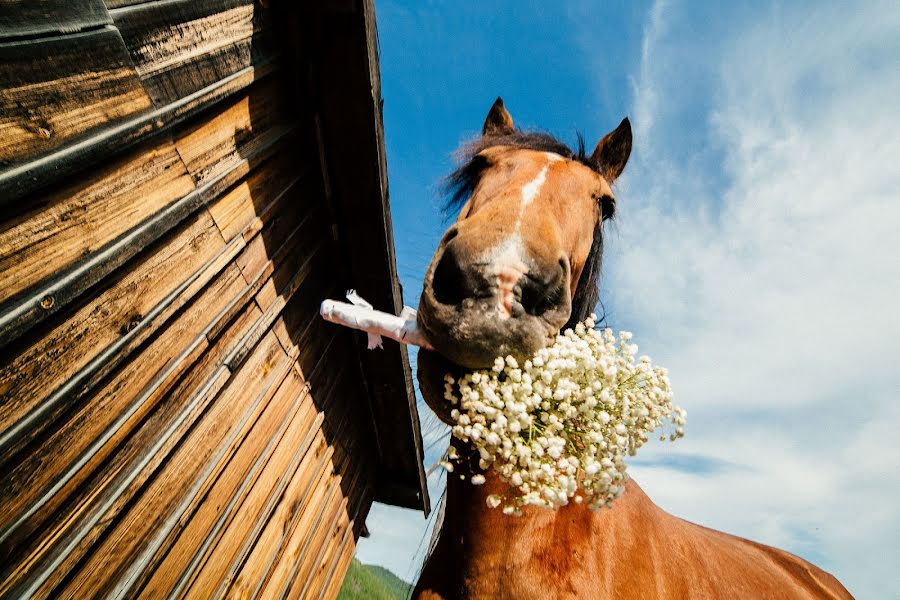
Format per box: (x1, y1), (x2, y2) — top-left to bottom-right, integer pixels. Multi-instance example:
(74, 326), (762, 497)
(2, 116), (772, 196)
(440, 129), (612, 331)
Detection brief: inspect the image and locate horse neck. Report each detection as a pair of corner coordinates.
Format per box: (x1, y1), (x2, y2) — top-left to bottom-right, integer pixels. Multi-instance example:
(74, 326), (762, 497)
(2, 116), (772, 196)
(423, 464), (658, 598)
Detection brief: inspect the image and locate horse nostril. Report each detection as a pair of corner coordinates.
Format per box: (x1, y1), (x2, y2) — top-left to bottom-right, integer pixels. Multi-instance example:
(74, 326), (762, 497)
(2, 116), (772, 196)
(431, 245), (467, 306)
(441, 226), (459, 245)
(520, 271), (565, 317)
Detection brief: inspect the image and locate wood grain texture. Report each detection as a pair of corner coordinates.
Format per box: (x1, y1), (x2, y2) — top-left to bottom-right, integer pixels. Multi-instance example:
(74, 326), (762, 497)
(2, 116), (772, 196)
(58, 333), (289, 599)
(223, 441), (336, 600)
(104, 0), (150, 9)
(112, 0), (273, 106)
(173, 77), (292, 188)
(0, 92), (294, 351)
(139, 370), (312, 598)
(0, 141), (316, 534)
(0, 0), (111, 40)
(0, 209), (226, 464)
(0, 296), (264, 598)
(321, 534), (357, 600)
(0, 27), (152, 167)
(207, 152), (306, 243)
(0, 46), (276, 204)
(0, 137), (194, 305)
(0, 261), (248, 557)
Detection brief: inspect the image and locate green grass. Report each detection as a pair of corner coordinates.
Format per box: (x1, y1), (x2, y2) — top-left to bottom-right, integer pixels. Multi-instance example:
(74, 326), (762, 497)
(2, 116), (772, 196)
(337, 558), (412, 600)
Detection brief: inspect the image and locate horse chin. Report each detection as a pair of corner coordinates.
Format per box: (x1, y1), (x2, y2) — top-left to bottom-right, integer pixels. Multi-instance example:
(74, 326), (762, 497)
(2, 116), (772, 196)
(416, 348), (465, 426)
(416, 310), (567, 426)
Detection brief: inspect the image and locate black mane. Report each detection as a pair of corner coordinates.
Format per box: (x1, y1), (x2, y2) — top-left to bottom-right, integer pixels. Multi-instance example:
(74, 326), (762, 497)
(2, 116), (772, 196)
(440, 129), (610, 330)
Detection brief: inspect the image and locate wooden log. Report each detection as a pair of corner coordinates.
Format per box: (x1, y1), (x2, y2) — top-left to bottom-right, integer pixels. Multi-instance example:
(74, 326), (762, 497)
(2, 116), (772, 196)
(0, 0), (111, 40)
(0, 137), (194, 306)
(0, 27), (151, 167)
(110, 0), (274, 107)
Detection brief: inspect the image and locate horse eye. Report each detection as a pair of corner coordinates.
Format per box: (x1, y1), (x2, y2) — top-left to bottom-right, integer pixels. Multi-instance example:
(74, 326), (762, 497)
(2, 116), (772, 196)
(598, 194), (616, 220)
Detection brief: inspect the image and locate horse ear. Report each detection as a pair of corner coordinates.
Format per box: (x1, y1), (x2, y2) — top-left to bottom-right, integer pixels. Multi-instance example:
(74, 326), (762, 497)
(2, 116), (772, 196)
(590, 118), (632, 182)
(482, 97), (515, 136)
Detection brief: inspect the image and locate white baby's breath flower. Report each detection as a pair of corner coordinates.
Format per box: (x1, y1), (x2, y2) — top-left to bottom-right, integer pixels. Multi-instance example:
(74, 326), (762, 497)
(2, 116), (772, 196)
(447, 316), (685, 514)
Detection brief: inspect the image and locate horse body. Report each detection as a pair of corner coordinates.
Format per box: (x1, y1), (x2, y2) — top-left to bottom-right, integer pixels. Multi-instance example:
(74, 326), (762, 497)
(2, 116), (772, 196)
(415, 471), (851, 599)
(413, 98), (852, 599)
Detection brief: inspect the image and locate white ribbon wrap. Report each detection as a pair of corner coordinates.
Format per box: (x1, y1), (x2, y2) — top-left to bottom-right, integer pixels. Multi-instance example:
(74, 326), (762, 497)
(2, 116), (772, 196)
(320, 290), (432, 350)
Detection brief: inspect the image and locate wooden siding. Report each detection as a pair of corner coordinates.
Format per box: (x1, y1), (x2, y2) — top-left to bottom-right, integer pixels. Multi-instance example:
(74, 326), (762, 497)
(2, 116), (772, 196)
(0, 1), (421, 598)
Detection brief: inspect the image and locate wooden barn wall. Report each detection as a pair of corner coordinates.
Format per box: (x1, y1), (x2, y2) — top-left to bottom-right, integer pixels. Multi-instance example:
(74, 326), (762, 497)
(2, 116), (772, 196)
(0, 1), (381, 598)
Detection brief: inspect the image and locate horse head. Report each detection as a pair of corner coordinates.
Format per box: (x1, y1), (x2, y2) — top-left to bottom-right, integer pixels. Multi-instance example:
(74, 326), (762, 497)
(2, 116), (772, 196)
(417, 97), (631, 421)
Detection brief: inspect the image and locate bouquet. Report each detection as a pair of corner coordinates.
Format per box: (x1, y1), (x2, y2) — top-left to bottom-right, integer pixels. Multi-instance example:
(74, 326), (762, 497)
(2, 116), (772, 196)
(321, 294), (686, 515)
(441, 315), (685, 514)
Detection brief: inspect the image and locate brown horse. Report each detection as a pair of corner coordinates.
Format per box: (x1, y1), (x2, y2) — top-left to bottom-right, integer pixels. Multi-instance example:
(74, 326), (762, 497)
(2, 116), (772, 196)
(412, 98), (853, 599)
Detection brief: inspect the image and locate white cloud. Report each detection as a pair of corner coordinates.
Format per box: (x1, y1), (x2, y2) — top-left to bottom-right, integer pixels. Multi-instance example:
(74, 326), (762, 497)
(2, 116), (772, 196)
(606, 1), (900, 598)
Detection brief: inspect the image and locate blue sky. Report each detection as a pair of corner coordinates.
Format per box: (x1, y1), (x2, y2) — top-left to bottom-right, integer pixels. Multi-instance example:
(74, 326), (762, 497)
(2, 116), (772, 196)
(355, 2), (900, 598)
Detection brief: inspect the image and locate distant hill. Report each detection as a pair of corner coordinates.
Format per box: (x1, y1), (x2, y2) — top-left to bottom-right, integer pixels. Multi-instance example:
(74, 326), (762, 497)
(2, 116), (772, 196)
(337, 558), (412, 600)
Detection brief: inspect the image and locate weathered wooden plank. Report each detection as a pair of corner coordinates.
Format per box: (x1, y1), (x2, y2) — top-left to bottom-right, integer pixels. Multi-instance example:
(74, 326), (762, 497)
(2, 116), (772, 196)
(212, 361), (351, 598)
(0, 209), (227, 466)
(0, 107), (294, 350)
(288, 494), (351, 600)
(0, 137), (195, 305)
(82, 337), (297, 599)
(321, 533), (357, 600)
(173, 78), (292, 188)
(0, 53), (277, 203)
(181, 408), (330, 598)
(139, 373), (312, 598)
(244, 389), (365, 600)
(0, 0), (111, 44)
(111, 0), (273, 106)
(207, 153), (306, 243)
(0, 356), (232, 599)
(305, 488), (362, 600)
(54, 332), (288, 600)
(0, 158), (310, 548)
(0, 297), (265, 598)
(224, 446), (337, 600)
(104, 0), (149, 9)
(297, 454), (370, 600)
(0, 261), (247, 553)
(0, 27), (151, 167)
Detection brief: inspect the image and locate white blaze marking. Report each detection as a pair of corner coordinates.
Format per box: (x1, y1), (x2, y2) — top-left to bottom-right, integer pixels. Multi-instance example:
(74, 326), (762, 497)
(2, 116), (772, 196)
(520, 165), (548, 211)
(478, 155), (557, 317)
